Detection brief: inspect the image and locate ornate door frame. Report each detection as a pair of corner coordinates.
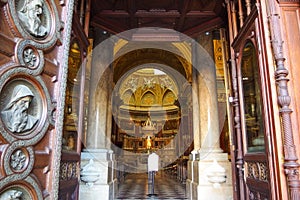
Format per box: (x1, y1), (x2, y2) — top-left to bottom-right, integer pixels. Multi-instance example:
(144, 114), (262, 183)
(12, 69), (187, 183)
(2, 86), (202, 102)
(230, 4), (279, 199)
(0, 0), (75, 199)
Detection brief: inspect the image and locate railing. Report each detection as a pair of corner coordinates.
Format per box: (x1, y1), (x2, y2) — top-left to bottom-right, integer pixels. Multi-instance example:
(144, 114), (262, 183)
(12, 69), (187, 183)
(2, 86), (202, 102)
(226, 0), (256, 38)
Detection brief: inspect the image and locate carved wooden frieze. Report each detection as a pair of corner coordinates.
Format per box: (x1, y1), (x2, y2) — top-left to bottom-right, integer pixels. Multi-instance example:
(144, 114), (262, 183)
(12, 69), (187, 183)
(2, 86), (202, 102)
(246, 161), (269, 182)
(0, 75), (53, 199)
(249, 189), (269, 200)
(60, 161), (79, 180)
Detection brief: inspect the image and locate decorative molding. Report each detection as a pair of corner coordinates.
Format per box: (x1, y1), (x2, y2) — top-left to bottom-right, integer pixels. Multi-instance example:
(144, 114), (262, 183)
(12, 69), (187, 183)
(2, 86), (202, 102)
(0, 0), (72, 199)
(225, 1), (246, 199)
(249, 189), (269, 200)
(0, 145), (34, 192)
(246, 161), (269, 182)
(267, 0), (300, 199)
(60, 161), (79, 180)
(232, 5), (258, 50)
(10, 149), (27, 171)
(52, 0), (75, 199)
(25, 176), (43, 199)
(15, 40), (45, 73)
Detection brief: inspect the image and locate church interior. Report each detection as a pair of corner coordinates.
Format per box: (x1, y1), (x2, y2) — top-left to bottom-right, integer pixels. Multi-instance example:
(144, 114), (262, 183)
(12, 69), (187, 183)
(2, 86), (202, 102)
(1, 0), (300, 200)
(61, 0), (246, 199)
(61, 1), (233, 198)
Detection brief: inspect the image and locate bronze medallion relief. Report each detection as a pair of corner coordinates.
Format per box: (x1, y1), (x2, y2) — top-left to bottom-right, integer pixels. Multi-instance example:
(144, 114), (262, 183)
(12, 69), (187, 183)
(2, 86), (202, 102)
(1, 84), (38, 133)
(5, 0), (62, 48)
(0, 79), (42, 138)
(15, 40), (45, 74)
(16, 0), (50, 38)
(0, 185), (34, 199)
(23, 47), (38, 68)
(10, 148), (28, 172)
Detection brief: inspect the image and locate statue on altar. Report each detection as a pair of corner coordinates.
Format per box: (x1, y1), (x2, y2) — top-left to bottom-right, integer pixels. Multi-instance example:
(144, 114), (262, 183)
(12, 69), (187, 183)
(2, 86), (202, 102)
(146, 136), (152, 149)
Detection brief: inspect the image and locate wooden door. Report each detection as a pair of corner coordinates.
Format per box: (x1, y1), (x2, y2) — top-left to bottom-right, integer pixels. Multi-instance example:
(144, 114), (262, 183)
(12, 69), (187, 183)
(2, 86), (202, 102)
(231, 6), (275, 200)
(0, 0), (75, 199)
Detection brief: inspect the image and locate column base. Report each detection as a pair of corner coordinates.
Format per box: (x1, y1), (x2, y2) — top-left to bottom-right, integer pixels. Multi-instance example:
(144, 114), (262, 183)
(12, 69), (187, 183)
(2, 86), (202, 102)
(79, 183), (116, 200)
(186, 152), (233, 200)
(196, 185), (233, 200)
(79, 149), (117, 200)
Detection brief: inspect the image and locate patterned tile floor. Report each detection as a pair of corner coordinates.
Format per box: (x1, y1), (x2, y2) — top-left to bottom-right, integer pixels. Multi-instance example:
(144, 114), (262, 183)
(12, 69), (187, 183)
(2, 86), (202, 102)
(116, 172), (187, 200)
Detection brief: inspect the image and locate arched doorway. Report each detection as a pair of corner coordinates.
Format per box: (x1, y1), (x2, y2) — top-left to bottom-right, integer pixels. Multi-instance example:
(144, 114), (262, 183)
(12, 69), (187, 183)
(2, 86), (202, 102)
(79, 28), (233, 199)
(1, 1), (299, 199)
(111, 66), (191, 173)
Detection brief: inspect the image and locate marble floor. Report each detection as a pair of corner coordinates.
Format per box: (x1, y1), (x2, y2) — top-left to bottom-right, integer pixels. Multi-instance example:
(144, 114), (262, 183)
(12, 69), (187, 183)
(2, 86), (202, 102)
(116, 172), (187, 200)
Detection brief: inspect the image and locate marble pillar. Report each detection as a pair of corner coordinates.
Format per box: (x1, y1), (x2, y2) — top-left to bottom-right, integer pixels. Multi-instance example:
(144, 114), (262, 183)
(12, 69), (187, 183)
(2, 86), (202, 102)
(192, 44), (201, 151)
(186, 33), (233, 200)
(86, 36), (114, 149)
(79, 37), (117, 200)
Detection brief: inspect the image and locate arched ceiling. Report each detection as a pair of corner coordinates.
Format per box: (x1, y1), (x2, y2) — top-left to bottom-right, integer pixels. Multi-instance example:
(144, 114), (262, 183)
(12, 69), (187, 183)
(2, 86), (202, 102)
(113, 48), (189, 83)
(90, 0), (226, 37)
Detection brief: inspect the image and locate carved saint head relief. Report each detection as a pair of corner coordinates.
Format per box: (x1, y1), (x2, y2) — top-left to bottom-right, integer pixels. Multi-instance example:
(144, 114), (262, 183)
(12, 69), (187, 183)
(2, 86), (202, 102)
(0, 189), (23, 200)
(17, 0), (48, 37)
(1, 85), (38, 133)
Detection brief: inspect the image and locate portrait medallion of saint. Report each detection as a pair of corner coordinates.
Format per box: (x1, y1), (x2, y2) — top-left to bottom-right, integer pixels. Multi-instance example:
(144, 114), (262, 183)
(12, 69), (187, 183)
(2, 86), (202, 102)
(1, 83), (40, 134)
(0, 186), (33, 200)
(16, 0), (50, 38)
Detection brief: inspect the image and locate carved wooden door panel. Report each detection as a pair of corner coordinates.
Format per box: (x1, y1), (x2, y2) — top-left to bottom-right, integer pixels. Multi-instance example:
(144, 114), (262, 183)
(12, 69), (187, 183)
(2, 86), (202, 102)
(231, 6), (274, 200)
(0, 0), (74, 199)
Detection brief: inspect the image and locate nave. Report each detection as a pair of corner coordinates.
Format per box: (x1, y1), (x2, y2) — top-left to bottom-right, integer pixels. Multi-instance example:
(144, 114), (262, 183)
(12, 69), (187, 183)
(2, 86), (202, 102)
(116, 172), (187, 200)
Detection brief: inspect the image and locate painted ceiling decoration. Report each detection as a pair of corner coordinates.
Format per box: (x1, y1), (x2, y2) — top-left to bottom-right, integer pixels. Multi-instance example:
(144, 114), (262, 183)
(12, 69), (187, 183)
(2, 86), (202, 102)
(119, 68), (178, 108)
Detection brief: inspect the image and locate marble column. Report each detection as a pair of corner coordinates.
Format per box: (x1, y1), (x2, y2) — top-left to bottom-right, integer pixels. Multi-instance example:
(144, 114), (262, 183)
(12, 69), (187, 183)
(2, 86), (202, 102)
(196, 35), (222, 154)
(79, 37), (117, 200)
(192, 43), (201, 151)
(86, 35), (114, 149)
(186, 32), (232, 200)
